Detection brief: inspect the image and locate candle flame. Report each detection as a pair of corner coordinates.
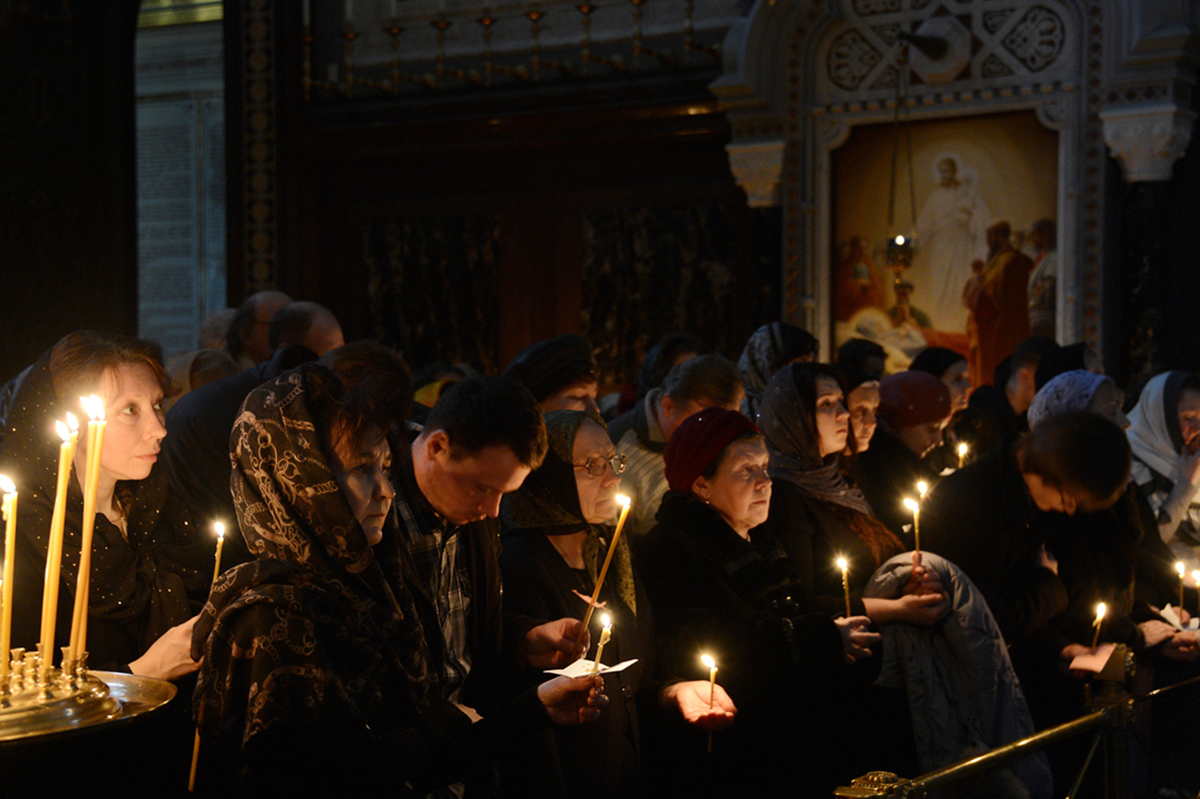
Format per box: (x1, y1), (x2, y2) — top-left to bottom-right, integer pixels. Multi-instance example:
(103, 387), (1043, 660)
(1192, 569), (1200, 586)
(0, 474), (14, 495)
(55, 420), (70, 441)
(957, 442), (969, 456)
(81, 395), (105, 421)
(701, 654), (715, 669)
(616, 494), (631, 507)
(894, 235), (905, 245)
(1176, 561), (1186, 578)
(65, 412), (79, 432)
(917, 481), (928, 498)
(836, 556), (848, 572)
(214, 521), (225, 539)
(1095, 602), (1106, 622)
(903, 497), (919, 512)
(601, 613), (611, 629)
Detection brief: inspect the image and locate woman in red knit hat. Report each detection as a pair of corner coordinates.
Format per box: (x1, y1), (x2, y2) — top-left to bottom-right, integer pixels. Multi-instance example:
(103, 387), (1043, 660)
(637, 407), (876, 799)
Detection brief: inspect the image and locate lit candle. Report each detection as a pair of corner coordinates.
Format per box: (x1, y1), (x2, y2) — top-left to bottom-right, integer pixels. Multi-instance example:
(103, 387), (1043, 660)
(1177, 561), (1186, 613)
(837, 556), (850, 618)
(1091, 602), (1106, 650)
(40, 414), (79, 681)
(1193, 571), (1200, 611)
(957, 442), (969, 469)
(212, 522), (226, 583)
(903, 497), (920, 554)
(69, 395), (106, 665)
(701, 653), (718, 753)
(894, 235), (905, 245)
(1, 474), (18, 683)
(577, 494), (632, 645)
(591, 614), (612, 673)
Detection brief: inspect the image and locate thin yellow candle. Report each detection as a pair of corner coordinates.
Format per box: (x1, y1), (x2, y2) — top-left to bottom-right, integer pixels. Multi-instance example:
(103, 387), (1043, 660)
(837, 556), (851, 618)
(1, 474), (18, 683)
(903, 497), (920, 554)
(40, 414), (78, 682)
(1091, 602), (1106, 650)
(1177, 562), (1187, 613)
(576, 494), (632, 646)
(212, 522), (226, 583)
(957, 442), (969, 469)
(69, 395), (106, 665)
(701, 653), (718, 753)
(590, 614), (612, 673)
(1193, 571), (1200, 612)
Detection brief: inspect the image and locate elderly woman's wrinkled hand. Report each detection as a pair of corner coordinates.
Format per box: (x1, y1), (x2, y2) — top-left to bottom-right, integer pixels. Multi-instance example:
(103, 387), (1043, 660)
(835, 615), (880, 662)
(661, 680), (737, 732)
(538, 674), (608, 725)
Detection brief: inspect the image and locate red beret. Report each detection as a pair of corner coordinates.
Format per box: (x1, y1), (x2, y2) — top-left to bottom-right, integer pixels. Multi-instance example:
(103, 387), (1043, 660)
(878, 371), (952, 429)
(664, 408), (758, 494)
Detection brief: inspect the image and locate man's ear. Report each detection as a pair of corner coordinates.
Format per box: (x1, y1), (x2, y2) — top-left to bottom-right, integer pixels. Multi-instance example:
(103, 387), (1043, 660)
(424, 429), (451, 461)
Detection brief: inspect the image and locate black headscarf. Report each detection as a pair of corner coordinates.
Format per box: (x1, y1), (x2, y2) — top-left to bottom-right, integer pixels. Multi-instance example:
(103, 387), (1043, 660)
(501, 409), (636, 616)
(0, 348), (207, 661)
(192, 365), (432, 747)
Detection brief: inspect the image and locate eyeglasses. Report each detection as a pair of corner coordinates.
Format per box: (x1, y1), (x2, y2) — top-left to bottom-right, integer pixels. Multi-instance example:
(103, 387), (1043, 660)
(574, 453), (627, 478)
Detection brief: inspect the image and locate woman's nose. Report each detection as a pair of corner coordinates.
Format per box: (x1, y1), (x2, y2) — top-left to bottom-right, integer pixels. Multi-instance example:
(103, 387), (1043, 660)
(377, 472), (396, 501)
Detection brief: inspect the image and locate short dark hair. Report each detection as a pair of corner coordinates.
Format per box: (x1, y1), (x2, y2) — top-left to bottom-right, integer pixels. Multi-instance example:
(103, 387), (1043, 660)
(424, 375), (548, 469)
(637, 333), (704, 398)
(320, 341), (413, 455)
(269, 301), (336, 351)
(664, 354), (742, 407)
(836, 338), (886, 374)
(1011, 336), (1059, 373)
(1018, 410), (1130, 500)
(225, 297), (257, 360)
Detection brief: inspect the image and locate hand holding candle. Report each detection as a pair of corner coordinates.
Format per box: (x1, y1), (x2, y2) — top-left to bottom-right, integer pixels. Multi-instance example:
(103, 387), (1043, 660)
(837, 556), (851, 618)
(591, 614), (612, 673)
(1091, 602), (1106, 650)
(576, 494), (631, 645)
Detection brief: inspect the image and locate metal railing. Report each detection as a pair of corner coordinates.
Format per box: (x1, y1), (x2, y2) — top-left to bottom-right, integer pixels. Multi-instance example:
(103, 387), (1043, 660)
(835, 654), (1200, 799)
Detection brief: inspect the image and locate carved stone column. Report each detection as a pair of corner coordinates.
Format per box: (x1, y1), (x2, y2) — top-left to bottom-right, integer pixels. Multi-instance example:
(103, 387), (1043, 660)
(725, 140), (786, 208)
(1101, 103), (1196, 182)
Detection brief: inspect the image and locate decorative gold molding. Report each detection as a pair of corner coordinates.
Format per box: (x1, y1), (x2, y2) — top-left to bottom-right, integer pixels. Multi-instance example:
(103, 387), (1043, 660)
(241, 0), (278, 293)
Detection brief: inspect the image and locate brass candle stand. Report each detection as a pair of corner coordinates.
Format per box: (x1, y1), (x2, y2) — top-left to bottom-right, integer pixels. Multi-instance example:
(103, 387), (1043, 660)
(0, 647), (174, 742)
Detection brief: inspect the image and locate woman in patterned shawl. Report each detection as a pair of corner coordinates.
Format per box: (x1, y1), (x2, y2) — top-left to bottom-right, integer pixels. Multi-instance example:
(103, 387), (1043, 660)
(192, 365), (605, 796)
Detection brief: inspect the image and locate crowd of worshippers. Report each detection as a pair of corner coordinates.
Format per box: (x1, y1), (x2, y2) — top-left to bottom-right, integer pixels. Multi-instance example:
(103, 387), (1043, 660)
(1, 291), (1199, 799)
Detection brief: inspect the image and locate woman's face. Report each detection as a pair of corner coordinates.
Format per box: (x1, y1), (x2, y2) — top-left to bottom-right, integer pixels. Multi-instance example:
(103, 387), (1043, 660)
(1178, 389), (1200, 455)
(814, 375), (850, 458)
(695, 438), (772, 538)
(573, 419), (621, 524)
(941, 361), (972, 412)
(96, 363), (168, 483)
(846, 383), (880, 453)
(1088, 381), (1129, 429)
(542, 378), (600, 414)
(330, 427), (395, 546)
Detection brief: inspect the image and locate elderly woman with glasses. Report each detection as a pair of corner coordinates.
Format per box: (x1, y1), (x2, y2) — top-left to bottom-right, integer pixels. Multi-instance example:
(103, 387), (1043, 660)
(500, 410), (729, 798)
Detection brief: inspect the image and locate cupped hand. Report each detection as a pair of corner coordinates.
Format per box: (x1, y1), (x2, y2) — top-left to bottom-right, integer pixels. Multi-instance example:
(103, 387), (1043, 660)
(1058, 643), (1096, 679)
(538, 674), (608, 725)
(662, 680), (737, 731)
(1161, 630), (1200, 662)
(835, 615), (880, 662)
(129, 615), (201, 681)
(522, 617), (589, 669)
(1140, 619), (1177, 649)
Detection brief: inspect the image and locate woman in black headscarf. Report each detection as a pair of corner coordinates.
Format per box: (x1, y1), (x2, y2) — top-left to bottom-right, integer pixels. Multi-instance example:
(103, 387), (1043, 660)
(0, 331), (209, 678)
(192, 365), (604, 797)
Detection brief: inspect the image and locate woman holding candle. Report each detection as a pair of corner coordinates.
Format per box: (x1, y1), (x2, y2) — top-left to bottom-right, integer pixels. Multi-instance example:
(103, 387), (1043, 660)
(757, 363), (948, 626)
(192, 365), (605, 795)
(500, 410), (718, 798)
(0, 331), (209, 680)
(639, 408), (876, 799)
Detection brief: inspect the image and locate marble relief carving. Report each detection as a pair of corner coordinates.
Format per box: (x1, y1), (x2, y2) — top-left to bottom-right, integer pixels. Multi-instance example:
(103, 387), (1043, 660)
(1002, 6), (1065, 72)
